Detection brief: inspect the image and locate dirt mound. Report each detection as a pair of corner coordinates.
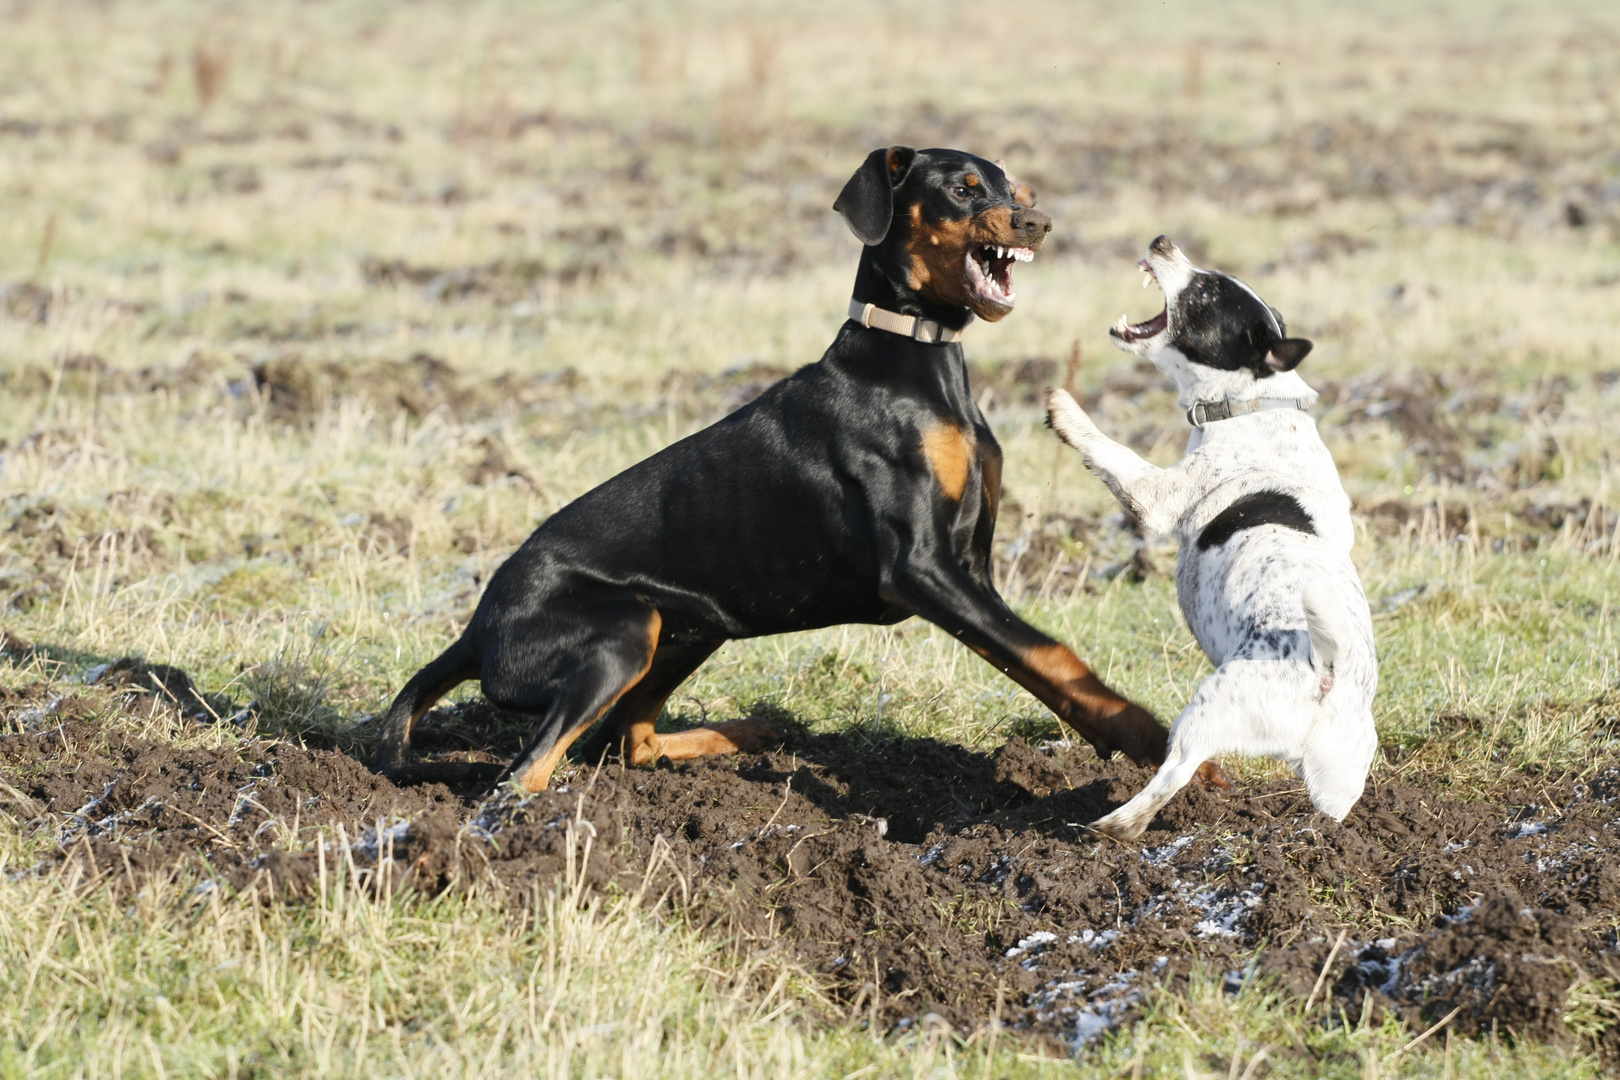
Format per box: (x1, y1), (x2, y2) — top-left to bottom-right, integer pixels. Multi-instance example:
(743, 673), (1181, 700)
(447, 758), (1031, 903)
(3, 688), (1617, 1056)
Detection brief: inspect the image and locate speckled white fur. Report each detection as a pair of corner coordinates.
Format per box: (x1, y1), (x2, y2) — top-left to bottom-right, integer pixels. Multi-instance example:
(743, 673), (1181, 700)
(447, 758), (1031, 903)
(1046, 247), (1377, 841)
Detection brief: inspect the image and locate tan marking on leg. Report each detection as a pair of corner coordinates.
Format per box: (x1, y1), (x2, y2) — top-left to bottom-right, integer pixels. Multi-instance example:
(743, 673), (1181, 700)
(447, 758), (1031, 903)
(1023, 642), (1093, 684)
(1020, 643), (1169, 765)
(631, 718), (788, 766)
(920, 422), (973, 502)
(1025, 648), (1214, 779)
(513, 724), (595, 792)
(513, 610), (662, 792)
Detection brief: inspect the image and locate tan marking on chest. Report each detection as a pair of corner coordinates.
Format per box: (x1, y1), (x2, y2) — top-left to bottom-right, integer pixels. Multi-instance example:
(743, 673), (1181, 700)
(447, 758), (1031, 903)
(921, 422), (974, 501)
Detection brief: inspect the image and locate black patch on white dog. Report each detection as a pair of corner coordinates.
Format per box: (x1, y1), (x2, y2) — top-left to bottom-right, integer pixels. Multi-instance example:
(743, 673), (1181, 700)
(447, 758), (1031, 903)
(1197, 491), (1317, 550)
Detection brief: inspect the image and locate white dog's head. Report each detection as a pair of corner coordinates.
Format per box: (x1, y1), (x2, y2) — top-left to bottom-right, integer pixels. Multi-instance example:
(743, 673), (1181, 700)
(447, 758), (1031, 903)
(1110, 236), (1316, 408)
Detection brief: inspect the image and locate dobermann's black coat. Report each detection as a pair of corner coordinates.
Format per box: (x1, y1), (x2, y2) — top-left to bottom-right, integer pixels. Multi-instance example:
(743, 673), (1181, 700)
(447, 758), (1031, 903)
(373, 146), (1177, 791)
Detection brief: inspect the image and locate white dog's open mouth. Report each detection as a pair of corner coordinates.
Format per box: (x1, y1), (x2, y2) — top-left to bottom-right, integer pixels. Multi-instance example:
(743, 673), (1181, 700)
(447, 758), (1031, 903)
(965, 244), (1033, 309)
(1110, 259), (1168, 342)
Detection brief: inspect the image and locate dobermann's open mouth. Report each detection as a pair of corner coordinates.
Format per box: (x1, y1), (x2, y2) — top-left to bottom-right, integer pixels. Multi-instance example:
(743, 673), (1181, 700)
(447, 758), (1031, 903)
(965, 243), (1033, 309)
(1109, 258), (1169, 342)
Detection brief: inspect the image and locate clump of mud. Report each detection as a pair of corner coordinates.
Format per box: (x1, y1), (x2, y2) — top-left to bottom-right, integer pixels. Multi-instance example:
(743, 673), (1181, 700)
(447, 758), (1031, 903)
(3, 677), (1618, 1058)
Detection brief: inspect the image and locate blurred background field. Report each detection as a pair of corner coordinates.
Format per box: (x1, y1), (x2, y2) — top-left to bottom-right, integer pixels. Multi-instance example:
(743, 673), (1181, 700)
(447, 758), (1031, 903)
(2, 1), (1619, 1076)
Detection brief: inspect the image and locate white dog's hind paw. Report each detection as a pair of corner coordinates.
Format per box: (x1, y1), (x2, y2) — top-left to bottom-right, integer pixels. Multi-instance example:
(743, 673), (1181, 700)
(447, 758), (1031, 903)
(1089, 804), (1153, 841)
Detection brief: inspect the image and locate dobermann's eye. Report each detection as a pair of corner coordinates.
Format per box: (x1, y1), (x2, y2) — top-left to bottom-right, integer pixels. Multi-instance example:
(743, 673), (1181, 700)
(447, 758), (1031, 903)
(952, 186), (970, 199)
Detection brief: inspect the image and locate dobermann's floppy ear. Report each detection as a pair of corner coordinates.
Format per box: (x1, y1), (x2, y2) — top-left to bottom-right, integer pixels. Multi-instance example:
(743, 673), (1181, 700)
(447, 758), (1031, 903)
(1265, 338), (1313, 372)
(834, 146), (916, 246)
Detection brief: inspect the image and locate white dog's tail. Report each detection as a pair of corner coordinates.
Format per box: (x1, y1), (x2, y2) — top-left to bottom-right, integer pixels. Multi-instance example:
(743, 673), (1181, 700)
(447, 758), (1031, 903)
(1302, 579), (1351, 676)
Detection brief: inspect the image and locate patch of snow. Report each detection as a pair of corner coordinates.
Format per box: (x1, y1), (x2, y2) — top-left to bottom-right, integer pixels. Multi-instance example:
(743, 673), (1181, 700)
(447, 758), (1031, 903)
(1141, 835), (1194, 866)
(1066, 928), (1122, 951)
(1006, 930), (1057, 958)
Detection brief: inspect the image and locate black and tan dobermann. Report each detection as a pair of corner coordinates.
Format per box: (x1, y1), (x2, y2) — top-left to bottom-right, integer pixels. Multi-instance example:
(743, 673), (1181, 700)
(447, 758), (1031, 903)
(373, 146), (1191, 792)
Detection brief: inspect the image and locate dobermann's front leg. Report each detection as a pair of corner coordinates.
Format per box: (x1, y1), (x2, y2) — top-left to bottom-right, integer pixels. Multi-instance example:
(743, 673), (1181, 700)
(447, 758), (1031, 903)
(887, 556), (1167, 766)
(1046, 388), (1195, 536)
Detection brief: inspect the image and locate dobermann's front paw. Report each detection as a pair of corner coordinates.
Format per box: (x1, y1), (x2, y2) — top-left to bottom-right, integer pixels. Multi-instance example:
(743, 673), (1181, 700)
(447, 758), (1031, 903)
(1106, 704), (1171, 769)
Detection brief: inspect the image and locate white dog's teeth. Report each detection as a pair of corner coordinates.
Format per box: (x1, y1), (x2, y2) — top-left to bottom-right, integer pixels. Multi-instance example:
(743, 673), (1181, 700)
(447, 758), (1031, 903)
(1142, 272), (1153, 288)
(1115, 313), (1130, 331)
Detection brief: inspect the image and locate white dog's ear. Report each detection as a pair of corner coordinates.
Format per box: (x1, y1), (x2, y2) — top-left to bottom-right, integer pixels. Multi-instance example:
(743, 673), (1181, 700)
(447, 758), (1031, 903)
(1265, 338), (1313, 372)
(993, 158), (1036, 207)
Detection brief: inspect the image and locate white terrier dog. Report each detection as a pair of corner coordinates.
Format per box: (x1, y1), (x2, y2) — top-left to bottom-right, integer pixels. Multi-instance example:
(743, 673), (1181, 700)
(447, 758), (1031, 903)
(1046, 236), (1377, 840)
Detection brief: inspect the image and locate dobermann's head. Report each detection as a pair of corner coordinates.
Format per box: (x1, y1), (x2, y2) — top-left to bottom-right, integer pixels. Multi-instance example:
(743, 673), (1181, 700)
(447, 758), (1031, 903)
(836, 146), (1052, 329)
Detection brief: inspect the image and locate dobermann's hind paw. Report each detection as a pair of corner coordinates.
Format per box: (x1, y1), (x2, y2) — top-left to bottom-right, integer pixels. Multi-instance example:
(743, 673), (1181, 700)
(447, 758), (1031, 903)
(709, 717), (792, 752)
(644, 718), (792, 763)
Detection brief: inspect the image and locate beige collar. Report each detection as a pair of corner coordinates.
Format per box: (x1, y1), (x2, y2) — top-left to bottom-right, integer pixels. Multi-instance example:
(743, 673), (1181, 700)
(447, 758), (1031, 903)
(848, 299), (970, 344)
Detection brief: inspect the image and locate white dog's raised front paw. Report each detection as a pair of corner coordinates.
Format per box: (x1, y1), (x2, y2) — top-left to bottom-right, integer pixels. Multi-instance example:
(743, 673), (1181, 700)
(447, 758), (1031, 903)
(1045, 387), (1100, 449)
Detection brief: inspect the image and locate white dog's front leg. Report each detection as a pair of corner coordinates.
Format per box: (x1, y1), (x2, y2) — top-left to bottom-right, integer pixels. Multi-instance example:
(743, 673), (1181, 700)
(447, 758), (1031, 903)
(1046, 388), (1193, 535)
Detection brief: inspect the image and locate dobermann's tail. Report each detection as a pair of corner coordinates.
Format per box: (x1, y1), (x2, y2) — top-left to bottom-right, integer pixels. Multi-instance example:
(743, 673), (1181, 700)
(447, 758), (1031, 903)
(371, 635), (479, 774)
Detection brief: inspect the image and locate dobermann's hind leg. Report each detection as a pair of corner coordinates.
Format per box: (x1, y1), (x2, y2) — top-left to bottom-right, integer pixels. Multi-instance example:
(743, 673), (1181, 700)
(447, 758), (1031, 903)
(572, 638), (724, 766)
(568, 633), (788, 768)
(607, 640), (789, 767)
(491, 606), (663, 792)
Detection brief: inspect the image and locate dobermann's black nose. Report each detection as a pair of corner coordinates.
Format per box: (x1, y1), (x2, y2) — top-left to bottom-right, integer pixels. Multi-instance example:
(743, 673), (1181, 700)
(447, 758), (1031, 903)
(1012, 207), (1052, 241)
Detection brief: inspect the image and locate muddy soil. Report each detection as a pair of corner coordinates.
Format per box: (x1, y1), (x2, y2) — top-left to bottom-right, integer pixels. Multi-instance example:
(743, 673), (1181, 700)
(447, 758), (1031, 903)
(2, 682), (1616, 1059)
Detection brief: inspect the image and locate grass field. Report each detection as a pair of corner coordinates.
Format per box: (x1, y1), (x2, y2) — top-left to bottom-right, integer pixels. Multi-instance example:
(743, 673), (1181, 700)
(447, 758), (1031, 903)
(2, 1), (1619, 1076)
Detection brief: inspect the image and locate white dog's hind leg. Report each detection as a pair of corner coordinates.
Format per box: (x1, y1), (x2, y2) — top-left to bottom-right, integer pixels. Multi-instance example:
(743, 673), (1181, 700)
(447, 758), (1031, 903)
(1091, 659), (1313, 840)
(1090, 715), (1214, 841)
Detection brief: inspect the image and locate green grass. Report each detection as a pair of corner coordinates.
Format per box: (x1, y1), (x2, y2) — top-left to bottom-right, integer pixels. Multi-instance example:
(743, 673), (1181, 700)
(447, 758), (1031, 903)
(2, 0), (1619, 1075)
